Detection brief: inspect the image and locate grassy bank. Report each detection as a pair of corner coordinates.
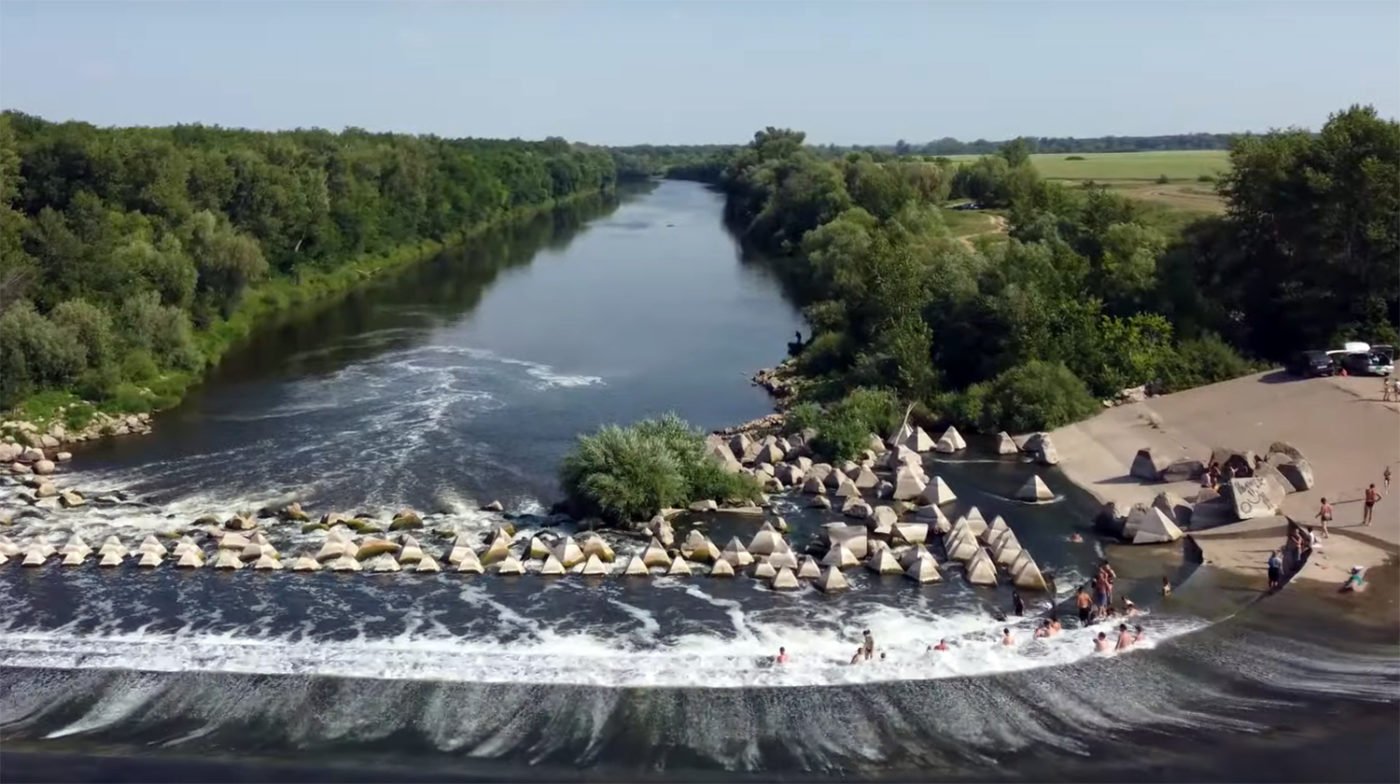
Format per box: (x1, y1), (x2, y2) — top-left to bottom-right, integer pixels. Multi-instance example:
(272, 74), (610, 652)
(948, 150), (1229, 212)
(4, 191), (608, 434)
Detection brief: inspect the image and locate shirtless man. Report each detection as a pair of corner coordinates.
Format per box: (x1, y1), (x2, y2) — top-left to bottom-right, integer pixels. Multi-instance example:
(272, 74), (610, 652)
(850, 647), (864, 665)
(775, 647), (789, 664)
(1132, 625), (1146, 644)
(1094, 632), (1111, 653)
(1076, 587), (1092, 626)
(1048, 616), (1062, 635)
(862, 629), (875, 661)
(1315, 497), (1333, 538)
(1001, 628), (1014, 647)
(1115, 624), (1134, 651)
(1363, 484), (1381, 526)
(1034, 621), (1050, 639)
(932, 639), (949, 652)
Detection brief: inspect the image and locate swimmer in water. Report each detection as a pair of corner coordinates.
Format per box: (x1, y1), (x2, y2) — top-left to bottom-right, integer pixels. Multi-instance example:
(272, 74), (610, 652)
(1122, 597), (1139, 617)
(1049, 615), (1062, 635)
(1132, 625), (1146, 644)
(1068, 532), (1083, 543)
(932, 639), (949, 651)
(1034, 620), (1050, 639)
(1001, 627), (1014, 646)
(775, 647), (788, 664)
(1094, 632), (1111, 653)
(1115, 623), (1134, 651)
(880, 652), (887, 661)
(849, 647), (863, 665)
(1161, 576), (1172, 597)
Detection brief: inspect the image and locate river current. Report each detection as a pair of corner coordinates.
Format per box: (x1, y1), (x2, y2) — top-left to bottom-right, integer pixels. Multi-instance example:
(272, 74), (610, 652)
(0, 181), (1396, 781)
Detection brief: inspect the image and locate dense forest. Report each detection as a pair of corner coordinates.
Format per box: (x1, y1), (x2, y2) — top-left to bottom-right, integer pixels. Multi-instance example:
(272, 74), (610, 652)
(0, 112), (616, 411)
(720, 106), (1398, 457)
(886, 133), (1238, 157)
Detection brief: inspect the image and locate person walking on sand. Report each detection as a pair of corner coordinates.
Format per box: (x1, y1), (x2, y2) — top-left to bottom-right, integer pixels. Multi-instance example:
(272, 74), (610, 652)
(1266, 550), (1283, 591)
(1315, 498), (1332, 538)
(1363, 483), (1381, 526)
(1385, 466), (1392, 490)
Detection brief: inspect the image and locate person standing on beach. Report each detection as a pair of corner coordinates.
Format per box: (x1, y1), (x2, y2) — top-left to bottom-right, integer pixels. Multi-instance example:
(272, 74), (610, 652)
(1363, 484), (1380, 526)
(1385, 466), (1392, 490)
(1315, 498), (1332, 538)
(1267, 550), (1283, 591)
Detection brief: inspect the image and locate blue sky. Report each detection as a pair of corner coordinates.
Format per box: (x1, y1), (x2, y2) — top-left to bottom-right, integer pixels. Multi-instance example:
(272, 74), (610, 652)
(2, 1), (1397, 144)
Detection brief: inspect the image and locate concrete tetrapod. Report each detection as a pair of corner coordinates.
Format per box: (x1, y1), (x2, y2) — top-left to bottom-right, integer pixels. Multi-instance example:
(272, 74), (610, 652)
(770, 566), (801, 591)
(621, 555), (650, 577)
(540, 554), (567, 576)
(721, 537), (755, 569)
(455, 548), (484, 574)
(1009, 551), (1048, 591)
(821, 542), (859, 569)
(815, 565), (850, 593)
(903, 426), (935, 453)
(748, 524), (785, 556)
(415, 554), (441, 573)
(851, 465), (880, 490)
(866, 548), (903, 575)
(919, 477), (957, 507)
(897, 545), (931, 569)
(709, 558), (735, 578)
(552, 537), (585, 568)
(666, 555), (693, 576)
(494, 553), (525, 575)
(176, 549), (205, 568)
(580, 553), (610, 576)
(980, 515), (1010, 545)
(905, 552), (942, 583)
(802, 476), (827, 495)
(944, 531), (981, 562)
(892, 466), (927, 502)
(842, 497), (874, 520)
(367, 555), (401, 573)
(1016, 475), (1055, 503)
(1130, 448), (1170, 482)
(964, 548), (998, 586)
(315, 539), (350, 563)
(640, 538), (672, 569)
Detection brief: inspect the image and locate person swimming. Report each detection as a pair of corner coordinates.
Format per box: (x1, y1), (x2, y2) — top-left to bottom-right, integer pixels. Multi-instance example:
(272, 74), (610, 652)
(1122, 597), (1139, 617)
(932, 639), (949, 651)
(849, 647), (864, 665)
(1132, 625), (1146, 644)
(1115, 623), (1134, 651)
(1068, 532), (1084, 543)
(1001, 628), (1014, 646)
(1034, 620), (1049, 639)
(1094, 632), (1111, 653)
(1161, 576), (1172, 597)
(775, 647), (789, 664)
(1049, 615), (1062, 635)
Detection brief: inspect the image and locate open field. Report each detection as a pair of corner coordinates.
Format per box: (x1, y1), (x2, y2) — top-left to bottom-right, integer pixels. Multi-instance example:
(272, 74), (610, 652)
(946, 150), (1231, 212)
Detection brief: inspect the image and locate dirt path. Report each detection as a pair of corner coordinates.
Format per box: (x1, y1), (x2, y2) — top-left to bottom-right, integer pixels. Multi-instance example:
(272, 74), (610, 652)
(957, 214), (1008, 250)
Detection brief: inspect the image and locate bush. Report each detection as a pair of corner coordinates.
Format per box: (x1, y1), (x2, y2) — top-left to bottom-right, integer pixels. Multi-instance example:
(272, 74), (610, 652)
(0, 301), (87, 407)
(1196, 174), (1215, 183)
(966, 360), (1098, 433)
(1156, 174), (1170, 184)
(1157, 333), (1254, 392)
(560, 414), (760, 523)
(797, 331), (851, 376)
(810, 411), (869, 463)
(784, 402), (822, 435)
(831, 387), (902, 437)
(1065, 155), (1086, 161)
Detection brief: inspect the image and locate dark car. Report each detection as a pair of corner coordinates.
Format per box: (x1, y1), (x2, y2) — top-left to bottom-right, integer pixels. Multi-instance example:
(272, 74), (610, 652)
(1288, 350), (1335, 377)
(1340, 350), (1395, 377)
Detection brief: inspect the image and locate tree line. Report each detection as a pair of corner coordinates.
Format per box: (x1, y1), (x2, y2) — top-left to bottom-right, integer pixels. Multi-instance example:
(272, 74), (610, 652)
(720, 106), (1397, 457)
(0, 112), (617, 411)
(889, 133), (1238, 157)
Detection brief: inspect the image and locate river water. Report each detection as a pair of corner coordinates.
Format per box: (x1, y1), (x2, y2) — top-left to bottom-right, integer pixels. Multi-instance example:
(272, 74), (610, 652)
(0, 181), (1396, 781)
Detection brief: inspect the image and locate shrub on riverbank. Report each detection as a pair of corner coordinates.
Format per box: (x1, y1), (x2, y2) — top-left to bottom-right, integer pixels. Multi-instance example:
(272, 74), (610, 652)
(786, 387), (903, 462)
(948, 361), (1099, 434)
(560, 415), (761, 523)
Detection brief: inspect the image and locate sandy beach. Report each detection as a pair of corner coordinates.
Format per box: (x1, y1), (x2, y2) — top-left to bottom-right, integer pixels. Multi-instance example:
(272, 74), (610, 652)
(1053, 370), (1400, 591)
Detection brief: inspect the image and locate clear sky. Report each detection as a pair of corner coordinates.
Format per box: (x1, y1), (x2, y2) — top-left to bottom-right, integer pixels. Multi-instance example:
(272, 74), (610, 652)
(2, 1), (1397, 145)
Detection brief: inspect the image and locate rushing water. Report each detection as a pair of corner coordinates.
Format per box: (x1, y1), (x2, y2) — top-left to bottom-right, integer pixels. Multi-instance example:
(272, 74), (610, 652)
(1, 181), (1396, 781)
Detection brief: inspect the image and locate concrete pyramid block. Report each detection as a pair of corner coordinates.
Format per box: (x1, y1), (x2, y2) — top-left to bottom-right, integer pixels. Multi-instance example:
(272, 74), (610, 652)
(212, 549), (243, 570)
(728, 433), (752, 463)
(681, 532), (721, 563)
(1009, 552), (1047, 591)
(867, 433), (887, 453)
(316, 539), (349, 562)
(176, 549), (205, 568)
(770, 566), (800, 591)
(136, 550), (163, 568)
(721, 537), (754, 568)
(747, 526), (785, 556)
(540, 554), (566, 576)
(641, 538), (672, 568)
(1130, 448), (1170, 481)
(893, 522), (929, 545)
(816, 565), (850, 592)
(99, 551), (124, 567)
(495, 553), (525, 575)
(415, 554), (441, 573)
(842, 497), (874, 519)
(905, 427), (936, 453)
(368, 555), (401, 572)
(797, 556), (821, 579)
(870, 505), (898, 534)
(936, 426), (967, 453)
(919, 477), (957, 506)
(139, 535), (168, 556)
(756, 442), (786, 464)
(1152, 491), (1193, 528)
(622, 555), (650, 576)
(1276, 458), (1315, 492)
(892, 466), (927, 501)
(944, 531), (980, 562)
(326, 555), (361, 572)
(980, 515), (1010, 544)
(580, 535), (616, 562)
(290, 555), (321, 572)
(218, 533), (250, 552)
(1017, 475), (1054, 502)
(552, 536), (585, 568)
(169, 536), (197, 558)
(890, 421), (915, 448)
(825, 526), (870, 559)
(1227, 476), (1287, 520)
(356, 538), (400, 561)
(20, 547), (49, 566)
(1130, 507), (1184, 544)
(851, 465), (880, 490)
(751, 560), (777, 580)
(399, 537), (426, 563)
(775, 463), (805, 486)
(0, 535), (18, 557)
(709, 558), (735, 577)
(60, 534), (91, 556)
(916, 504), (951, 533)
(833, 478), (861, 500)
(455, 549), (484, 573)
(528, 536), (552, 560)
(821, 543), (859, 568)
(580, 553), (609, 576)
(766, 550), (799, 571)
(964, 549), (998, 585)
(996, 432), (1019, 455)
(866, 548), (903, 574)
(905, 553), (942, 583)
(708, 442), (743, 473)
(253, 554), (283, 570)
(481, 536), (512, 566)
(897, 545), (930, 569)
(61, 549), (88, 566)
(801, 476), (827, 495)
(992, 533), (1023, 567)
(958, 507), (988, 536)
(666, 555), (692, 576)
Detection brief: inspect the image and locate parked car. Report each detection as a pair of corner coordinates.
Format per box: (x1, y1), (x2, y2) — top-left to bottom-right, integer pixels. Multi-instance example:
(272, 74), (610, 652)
(1288, 350), (1336, 377)
(1337, 342), (1395, 377)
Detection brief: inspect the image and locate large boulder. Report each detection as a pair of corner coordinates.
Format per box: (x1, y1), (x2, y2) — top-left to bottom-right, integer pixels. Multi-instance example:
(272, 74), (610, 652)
(1161, 458), (1206, 482)
(389, 509), (423, 531)
(1267, 441), (1306, 463)
(1015, 475), (1054, 502)
(775, 463), (805, 486)
(32, 459), (55, 476)
(801, 476), (827, 495)
(1022, 433), (1060, 465)
(1226, 475), (1287, 520)
(707, 443), (743, 474)
(1275, 458), (1316, 492)
(1130, 449), (1170, 482)
(995, 432), (1019, 456)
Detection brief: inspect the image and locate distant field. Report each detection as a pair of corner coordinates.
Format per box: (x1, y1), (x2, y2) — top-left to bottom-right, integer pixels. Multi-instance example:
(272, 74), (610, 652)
(946, 150), (1230, 212)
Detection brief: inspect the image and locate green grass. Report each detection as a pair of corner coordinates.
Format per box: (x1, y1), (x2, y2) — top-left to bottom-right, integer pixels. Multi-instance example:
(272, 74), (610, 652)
(947, 150), (1230, 212)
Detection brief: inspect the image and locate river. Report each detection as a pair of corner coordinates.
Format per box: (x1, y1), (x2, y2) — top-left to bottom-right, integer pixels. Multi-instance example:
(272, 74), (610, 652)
(0, 181), (1396, 782)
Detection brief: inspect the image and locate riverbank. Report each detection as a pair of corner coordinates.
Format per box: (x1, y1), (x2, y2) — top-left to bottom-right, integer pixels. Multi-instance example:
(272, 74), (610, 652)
(1052, 369), (1400, 597)
(0, 188), (616, 454)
